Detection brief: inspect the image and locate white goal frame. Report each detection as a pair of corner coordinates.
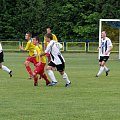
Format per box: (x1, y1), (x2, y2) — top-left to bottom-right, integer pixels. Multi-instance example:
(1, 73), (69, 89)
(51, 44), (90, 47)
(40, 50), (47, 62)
(99, 19), (120, 59)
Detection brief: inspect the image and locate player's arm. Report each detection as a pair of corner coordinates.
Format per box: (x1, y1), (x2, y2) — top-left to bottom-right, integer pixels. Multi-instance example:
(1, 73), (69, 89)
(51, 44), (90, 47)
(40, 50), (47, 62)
(105, 45), (113, 55)
(97, 46), (101, 51)
(40, 47), (50, 57)
(20, 42), (30, 51)
(40, 52), (46, 57)
(19, 45), (26, 51)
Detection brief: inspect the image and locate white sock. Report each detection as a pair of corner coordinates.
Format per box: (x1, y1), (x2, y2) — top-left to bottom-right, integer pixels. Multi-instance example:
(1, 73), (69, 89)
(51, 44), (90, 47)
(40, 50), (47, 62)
(47, 70), (57, 82)
(62, 72), (70, 84)
(2, 65), (11, 73)
(104, 66), (108, 72)
(97, 66), (104, 76)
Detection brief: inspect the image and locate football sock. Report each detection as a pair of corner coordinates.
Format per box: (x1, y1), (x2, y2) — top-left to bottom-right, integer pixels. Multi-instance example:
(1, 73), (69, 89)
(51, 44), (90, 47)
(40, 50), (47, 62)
(41, 73), (50, 84)
(26, 66), (33, 77)
(2, 65), (11, 73)
(34, 76), (38, 85)
(47, 70), (57, 82)
(97, 66), (104, 76)
(34, 76), (38, 81)
(62, 72), (70, 84)
(104, 66), (109, 72)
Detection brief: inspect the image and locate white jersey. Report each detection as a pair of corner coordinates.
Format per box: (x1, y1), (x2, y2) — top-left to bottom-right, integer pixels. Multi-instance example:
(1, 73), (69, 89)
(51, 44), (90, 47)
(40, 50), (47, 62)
(100, 37), (112, 56)
(45, 40), (65, 65)
(0, 42), (3, 53)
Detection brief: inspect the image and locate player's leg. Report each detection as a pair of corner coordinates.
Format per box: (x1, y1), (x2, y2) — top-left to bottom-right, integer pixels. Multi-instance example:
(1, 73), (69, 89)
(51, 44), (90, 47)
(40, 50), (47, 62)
(96, 56), (109, 77)
(41, 72), (50, 86)
(103, 57), (110, 76)
(24, 57), (33, 79)
(2, 65), (12, 77)
(0, 52), (12, 77)
(33, 68), (39, 86)
(38, 63), (50, 86)
(34, 75), (38, 86)
(57, 63), (71, 87)
(96, 61), (105, 77)
(104, 65), (110, 76)
(0, 52), (3, 69)
(46, 62), (57, 86)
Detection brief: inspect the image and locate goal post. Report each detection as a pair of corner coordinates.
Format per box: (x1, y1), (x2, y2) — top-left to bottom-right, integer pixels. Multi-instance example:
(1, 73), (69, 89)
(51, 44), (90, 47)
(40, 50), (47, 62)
(99, 19), (120, 59)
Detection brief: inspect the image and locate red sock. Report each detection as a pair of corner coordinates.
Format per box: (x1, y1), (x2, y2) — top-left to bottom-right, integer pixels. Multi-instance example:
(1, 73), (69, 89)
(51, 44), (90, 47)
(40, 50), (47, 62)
(34, 76), (38, 86)
(26, 66), (33, 77)
(41, 73), (50, 84)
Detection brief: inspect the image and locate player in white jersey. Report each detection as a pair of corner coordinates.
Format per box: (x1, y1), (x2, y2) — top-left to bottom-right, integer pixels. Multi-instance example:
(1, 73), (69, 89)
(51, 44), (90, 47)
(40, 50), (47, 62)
(40, 33), (71, 87)
(0, 42), (12, 77)
(96, 31), (113, 77)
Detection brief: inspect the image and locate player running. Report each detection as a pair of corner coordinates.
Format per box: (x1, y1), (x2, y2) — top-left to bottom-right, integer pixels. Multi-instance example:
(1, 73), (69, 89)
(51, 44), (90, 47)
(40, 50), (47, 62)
(32, 36), (50, 86)
(44, 27), (58, 62)
(20, 32), (37, 79)
(96, 31), (113, 77)
(41, 33), (71, 87)
(0, 42), (12, 77)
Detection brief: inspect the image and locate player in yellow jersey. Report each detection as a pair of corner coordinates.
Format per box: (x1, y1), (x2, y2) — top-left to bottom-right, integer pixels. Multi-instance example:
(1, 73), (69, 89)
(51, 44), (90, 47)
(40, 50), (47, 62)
(20, 32), (37, 79)
(32, 36), (50, 86)
(44, 27), (58, 50)
(44, 27), (58, 62)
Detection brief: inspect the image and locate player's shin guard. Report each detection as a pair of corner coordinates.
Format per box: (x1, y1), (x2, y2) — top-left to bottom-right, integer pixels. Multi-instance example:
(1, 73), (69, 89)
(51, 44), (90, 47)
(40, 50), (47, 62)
(47, 70), (57, 82)
(26, 66), (33, 77)
(62, 72), (70, 84)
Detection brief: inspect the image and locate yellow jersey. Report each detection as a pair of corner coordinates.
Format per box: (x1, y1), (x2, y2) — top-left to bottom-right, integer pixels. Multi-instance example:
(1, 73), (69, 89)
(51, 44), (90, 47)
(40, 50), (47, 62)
(35, 44), (46, 64)
(25, 39), (36, 56)
(44, 33), (57, 47)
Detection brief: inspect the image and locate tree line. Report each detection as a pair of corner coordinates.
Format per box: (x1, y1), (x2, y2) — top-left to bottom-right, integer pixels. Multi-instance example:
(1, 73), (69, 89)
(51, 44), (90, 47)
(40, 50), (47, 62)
(0, 0), (120, 41)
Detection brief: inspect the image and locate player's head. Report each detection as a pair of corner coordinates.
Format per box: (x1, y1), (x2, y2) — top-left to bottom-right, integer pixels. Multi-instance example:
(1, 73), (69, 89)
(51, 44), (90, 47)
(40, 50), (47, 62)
(46, 27), (52, 33)
(45, 33), (53, 42)
(32, 36), (39, 45)
(25, 32), (32, 40)
(101, 31), (106, 39)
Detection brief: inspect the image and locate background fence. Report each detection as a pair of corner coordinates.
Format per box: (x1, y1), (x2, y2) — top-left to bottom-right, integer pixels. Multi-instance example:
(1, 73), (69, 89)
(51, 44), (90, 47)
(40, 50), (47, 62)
(0, 41), (119, 53)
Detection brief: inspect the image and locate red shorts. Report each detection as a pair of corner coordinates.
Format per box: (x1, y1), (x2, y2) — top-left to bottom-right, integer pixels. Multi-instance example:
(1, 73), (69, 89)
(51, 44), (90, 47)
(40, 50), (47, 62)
(34, 63), (46, 75)
(26, 56), (37, 66)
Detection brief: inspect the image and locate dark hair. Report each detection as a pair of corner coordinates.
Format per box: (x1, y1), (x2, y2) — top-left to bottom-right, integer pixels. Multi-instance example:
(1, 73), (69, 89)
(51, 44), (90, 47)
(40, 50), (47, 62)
(33, 36), (39, 42)
(45, 33), (53, 40)
(46, 26), (52, 30)
(26, 32), (32, 37)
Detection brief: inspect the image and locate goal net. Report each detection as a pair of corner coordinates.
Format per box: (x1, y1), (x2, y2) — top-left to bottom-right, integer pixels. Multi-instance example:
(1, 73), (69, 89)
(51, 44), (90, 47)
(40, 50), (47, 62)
(99, 19), (120, 59)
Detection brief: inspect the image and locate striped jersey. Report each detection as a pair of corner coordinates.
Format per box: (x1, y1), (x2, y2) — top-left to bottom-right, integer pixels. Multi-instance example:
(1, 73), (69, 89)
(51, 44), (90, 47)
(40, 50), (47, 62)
(45, 40), (64, 65)
(100, 37), (112, 56)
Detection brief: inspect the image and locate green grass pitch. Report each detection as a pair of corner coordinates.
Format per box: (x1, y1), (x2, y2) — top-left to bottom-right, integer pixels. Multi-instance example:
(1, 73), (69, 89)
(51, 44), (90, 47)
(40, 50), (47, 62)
(0, 52), (120, 120)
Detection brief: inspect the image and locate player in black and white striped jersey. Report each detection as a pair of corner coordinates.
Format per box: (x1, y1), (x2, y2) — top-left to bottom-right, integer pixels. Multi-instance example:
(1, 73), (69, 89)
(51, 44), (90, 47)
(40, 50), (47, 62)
(40, 33), (71, 87)
(96, 31), (113, 77)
